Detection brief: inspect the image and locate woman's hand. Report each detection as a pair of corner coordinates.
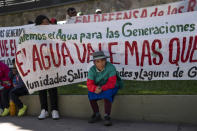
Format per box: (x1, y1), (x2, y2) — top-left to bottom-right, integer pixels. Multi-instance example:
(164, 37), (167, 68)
(95, 86), (102, 94)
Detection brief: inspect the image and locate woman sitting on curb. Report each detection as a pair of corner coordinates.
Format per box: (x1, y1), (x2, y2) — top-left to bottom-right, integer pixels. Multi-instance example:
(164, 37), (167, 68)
(9, 59), (29, 117)
(87, 51), (123, 126)
(0, 61), (12, 116)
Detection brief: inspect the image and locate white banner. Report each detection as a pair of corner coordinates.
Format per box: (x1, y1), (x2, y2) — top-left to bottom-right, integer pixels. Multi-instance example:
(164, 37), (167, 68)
(0, 26), (23, 67)
(0, 25), (32, 67)
(17, 11), (197, 94)
(65, 0), (197, 24)
(1, 0), (197, 67)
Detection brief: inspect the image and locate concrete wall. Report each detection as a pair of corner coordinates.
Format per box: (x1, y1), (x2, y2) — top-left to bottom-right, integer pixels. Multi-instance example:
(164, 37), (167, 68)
(21, 95), (197, 125)
(0, 0), (181, 26)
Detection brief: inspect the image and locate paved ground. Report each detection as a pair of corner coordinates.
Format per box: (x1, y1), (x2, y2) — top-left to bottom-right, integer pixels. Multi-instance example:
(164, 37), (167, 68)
(0, 116), (197, 131)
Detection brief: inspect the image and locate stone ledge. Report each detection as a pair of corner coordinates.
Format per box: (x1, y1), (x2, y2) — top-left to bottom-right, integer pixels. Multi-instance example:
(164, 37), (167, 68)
(20, 95), (197, 125)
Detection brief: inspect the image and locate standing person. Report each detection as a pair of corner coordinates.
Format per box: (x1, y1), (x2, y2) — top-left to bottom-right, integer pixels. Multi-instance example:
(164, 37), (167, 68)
(87, 51), (123, 126)
(0, 61), (12, 116)
(66, 7), (77, 24)
(35, 15), (60, 120)
(9, 59), (29, 117)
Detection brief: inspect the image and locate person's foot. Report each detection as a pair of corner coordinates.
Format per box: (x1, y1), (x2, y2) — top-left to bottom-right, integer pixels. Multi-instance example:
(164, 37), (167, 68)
(1, 108), (10, 117)
(88, 113), (101, 123)
(104, 115), (112, 126)
(18, 105), (27, 117)
(51, 110), (60, 120)
(38, 109), (49, 120)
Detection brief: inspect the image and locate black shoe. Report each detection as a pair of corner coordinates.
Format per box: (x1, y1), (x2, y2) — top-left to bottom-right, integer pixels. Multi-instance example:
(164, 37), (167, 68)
(88, 113), (101, 123)
(104, 115), (112, 126)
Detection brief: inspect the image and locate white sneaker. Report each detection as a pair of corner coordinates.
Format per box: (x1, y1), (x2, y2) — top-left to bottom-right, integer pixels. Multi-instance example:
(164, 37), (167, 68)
(0, 108), (3, 115)
(38, 109), (49, 120)
(51, 110), (60, 120)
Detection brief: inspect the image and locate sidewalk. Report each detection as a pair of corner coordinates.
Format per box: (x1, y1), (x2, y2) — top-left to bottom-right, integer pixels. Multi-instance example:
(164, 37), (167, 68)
(0, 116), (197, 131)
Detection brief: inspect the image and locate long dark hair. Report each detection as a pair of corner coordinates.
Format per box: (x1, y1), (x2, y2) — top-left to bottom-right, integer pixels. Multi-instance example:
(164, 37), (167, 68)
(35, 15), (49, 25)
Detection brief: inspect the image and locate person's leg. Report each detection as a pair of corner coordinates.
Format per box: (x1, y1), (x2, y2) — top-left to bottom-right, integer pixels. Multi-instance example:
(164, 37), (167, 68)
(104, 99), (112, 126)
(0, 91), (3, 115)
(104, 99), (112, 115)
(89, 100), (99, 113)
(38, 90), (49, 120)
(48, 88), (58, 111)
(9, 87), (28, 116)
(1, 88), (11, 109)
(0, 91), (3, 109)
(88, 99), (101, 123)
(48, 88), (59, 120)
(10, 88), (27, 109)
(39, 90), (48, 111)
(1, 88), (11, 116)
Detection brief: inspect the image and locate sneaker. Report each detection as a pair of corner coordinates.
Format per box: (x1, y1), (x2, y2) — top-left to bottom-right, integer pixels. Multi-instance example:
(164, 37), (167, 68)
(88, 113), (101, 123)
(0, 108), (3, 115)
(38, 109), (49, 120)
(51, 110), (60, 120)
(104, 115), (112, 126)
(18, 105), (27, 117)
(1, 108), (10, 117)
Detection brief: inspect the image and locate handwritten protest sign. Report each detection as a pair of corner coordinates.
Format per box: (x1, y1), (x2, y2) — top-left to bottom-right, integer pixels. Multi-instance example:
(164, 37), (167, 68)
(16, 11), (197, 94)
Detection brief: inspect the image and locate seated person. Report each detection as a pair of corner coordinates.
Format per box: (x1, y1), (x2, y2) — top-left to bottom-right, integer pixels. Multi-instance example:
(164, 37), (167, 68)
(87, 51), (123, 126)
(9, 58), (29, 117)
(0, 61), (11, 116)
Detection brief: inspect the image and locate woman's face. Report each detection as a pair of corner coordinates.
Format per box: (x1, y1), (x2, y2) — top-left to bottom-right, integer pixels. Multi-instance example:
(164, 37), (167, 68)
(94, 58), (106, 71)
(41, 19), (50, 25)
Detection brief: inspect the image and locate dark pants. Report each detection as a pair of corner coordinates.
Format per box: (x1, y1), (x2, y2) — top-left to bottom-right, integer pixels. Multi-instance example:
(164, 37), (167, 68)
(0, 91), (2, 109)
(9, 87), (28, 109)
(89, 99), (112, 115)
(39, 88), (58, 111)
(1, 88), (12, 109)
